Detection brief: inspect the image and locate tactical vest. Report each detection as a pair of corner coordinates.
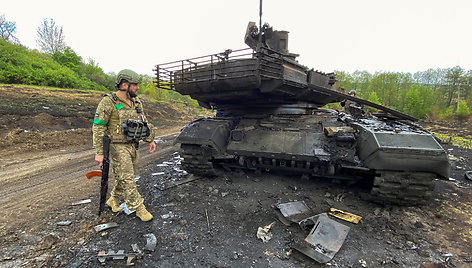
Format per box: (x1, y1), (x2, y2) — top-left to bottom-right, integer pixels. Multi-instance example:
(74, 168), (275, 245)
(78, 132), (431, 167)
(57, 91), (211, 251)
(106, 93), (150, 143)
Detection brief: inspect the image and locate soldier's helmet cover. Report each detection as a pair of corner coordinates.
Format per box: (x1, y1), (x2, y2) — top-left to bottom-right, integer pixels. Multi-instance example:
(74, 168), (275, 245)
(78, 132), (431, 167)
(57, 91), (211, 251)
(116, 69), (141, 85)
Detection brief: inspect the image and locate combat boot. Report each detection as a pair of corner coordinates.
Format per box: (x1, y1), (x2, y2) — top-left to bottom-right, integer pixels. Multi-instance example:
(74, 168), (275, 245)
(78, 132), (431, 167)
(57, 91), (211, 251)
(136, 204), (153, 222)
(106, 197), (122, 212)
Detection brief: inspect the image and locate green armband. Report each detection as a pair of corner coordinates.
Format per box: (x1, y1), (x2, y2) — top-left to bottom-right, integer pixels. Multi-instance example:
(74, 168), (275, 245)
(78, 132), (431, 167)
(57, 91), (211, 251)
(93, 118), (107, 125)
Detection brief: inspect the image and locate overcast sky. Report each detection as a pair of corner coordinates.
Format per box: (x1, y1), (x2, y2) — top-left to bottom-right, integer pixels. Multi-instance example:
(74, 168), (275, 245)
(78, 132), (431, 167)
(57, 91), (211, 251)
(3, 0), (472, 76)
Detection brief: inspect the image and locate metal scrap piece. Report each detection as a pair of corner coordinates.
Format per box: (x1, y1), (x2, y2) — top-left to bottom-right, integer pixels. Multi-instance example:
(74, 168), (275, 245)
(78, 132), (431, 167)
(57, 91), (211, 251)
(465, 171), (472, 181)
(97, 250), (125, 263)
(143, 233), (157, 252)
(275, 201), (313, 226)
(131, 244), (142, 254)
(294, 213), (350, 263)
(93, 222), (119, 232)
(97, 250), (141, 266)
(256, 221), (275, 242)
(328, 208), (362, 224)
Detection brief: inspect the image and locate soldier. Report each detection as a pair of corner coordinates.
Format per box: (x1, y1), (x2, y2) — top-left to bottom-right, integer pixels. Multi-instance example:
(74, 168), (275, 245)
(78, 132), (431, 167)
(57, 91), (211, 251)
(92, 69), (157, 221)
(341, 90), (364, 116)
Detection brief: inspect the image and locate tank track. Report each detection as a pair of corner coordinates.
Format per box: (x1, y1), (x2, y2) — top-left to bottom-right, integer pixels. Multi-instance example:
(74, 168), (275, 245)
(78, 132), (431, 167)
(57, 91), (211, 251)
(370, 171), (435, 205)
(180, 144), (217, 177)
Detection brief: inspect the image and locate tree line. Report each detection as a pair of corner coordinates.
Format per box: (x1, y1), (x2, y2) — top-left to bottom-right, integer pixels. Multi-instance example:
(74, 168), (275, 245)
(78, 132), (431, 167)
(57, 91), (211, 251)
(335, 68), (471, 120)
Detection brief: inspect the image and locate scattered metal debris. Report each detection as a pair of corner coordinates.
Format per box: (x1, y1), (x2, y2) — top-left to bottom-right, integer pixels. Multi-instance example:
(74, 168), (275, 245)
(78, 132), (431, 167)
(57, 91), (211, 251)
(97, 249), (142, 266)
(93, 222), (119, 232)
(71, 199), (91, 206)
(294, 213), (350, 264)
(56, 221), (72, 226)
(465, 171), (472, 181)
(274, 201), (313, 226)
(455, 182), (471, 189)
(334, 193), (345, 202)
(152, 155), (197, 190)
(327, 208), (362, 224)
(143, 233), (157, 252)
(205, 209), (210, 231)
(256, 221), (276, 243)
(156, 164), (168, 168)
(131, 244), (142, 255)
(160, 211), (174, 219)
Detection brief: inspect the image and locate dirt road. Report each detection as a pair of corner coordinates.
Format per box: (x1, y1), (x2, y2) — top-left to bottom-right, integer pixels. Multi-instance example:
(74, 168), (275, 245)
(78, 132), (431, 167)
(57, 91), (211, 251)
(0, 132), (179, 237)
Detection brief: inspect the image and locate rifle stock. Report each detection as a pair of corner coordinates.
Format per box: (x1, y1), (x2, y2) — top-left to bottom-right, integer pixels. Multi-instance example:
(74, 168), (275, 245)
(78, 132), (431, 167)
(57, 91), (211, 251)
(98, 136), (111, 216)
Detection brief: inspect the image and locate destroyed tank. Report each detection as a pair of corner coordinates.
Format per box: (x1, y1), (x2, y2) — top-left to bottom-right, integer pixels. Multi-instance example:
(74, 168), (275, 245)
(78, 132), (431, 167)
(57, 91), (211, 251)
(154, 22), (450, 205)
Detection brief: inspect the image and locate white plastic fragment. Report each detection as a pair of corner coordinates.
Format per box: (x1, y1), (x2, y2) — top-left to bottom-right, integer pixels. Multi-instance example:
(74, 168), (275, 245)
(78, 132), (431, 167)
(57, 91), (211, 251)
(156, 164), (168, 167)
(57, 221), (72, 226)
(71, 199), (91, 206)
(119, 203), (135, 215)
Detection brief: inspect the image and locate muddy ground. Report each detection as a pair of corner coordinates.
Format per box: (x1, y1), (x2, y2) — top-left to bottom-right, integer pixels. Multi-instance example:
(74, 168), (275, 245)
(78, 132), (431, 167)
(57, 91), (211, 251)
(0, 85), (471, 268)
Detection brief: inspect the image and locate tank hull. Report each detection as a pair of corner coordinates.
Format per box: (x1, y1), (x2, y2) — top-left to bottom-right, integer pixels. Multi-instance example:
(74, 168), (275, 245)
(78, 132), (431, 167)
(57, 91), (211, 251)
(175, 113), (449, 205)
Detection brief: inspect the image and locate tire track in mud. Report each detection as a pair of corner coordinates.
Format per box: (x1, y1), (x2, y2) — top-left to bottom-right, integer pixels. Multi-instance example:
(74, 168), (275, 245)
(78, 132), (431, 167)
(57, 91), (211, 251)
(0, 134), (179, 235)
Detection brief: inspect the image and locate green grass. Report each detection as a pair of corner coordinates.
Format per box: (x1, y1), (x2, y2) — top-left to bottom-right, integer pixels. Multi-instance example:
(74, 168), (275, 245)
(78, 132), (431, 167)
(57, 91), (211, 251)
(0, 83), (104, 93)
(432, 132), (472, 149)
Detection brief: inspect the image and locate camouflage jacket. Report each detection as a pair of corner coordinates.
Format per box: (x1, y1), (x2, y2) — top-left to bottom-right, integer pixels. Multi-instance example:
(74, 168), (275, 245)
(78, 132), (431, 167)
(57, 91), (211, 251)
(92, 92), (156, 155)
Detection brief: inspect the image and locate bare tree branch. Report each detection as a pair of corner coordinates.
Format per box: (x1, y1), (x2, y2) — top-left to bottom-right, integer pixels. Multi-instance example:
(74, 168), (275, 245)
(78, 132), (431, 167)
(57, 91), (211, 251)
(36, 18), (66, 54)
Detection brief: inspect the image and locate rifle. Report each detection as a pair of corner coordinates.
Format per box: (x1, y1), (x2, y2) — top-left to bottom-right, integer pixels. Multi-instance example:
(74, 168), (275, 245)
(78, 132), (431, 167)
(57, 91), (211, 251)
(99, 136), (111, 216)
(85, 136), (111, 216)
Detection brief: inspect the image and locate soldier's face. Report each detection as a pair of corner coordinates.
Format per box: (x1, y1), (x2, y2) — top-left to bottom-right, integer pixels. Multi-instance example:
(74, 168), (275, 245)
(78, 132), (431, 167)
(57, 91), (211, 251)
(129, 83), (139, 97)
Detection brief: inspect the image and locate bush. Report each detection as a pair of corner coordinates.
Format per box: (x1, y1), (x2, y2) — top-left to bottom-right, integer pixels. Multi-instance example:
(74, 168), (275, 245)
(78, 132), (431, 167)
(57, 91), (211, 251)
(0, 39), (107, 90)
(456, 100), (470, 121)
(438, 106), (455, 120)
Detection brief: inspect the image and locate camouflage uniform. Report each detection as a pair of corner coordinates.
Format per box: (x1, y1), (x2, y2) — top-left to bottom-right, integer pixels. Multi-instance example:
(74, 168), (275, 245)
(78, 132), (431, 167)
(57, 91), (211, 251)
(92, 92), (155, 210)
(344, 99), (364, 116)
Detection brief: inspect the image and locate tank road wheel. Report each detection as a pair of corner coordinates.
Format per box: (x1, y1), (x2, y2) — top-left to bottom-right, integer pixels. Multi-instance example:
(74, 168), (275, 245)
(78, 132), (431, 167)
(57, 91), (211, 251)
(180, 144), (217, 177)
(370, 171), (436, 205)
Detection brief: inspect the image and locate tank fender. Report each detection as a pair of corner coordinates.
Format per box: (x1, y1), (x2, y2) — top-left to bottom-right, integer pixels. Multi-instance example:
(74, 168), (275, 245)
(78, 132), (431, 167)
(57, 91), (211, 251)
(353, 124), (450, 178)
(175, 118), (233, 154)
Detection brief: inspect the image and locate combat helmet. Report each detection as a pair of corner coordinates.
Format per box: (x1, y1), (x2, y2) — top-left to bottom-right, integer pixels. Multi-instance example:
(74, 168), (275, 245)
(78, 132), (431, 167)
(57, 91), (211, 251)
(116, 69), (141, 86)
(348, 90), (356, 96)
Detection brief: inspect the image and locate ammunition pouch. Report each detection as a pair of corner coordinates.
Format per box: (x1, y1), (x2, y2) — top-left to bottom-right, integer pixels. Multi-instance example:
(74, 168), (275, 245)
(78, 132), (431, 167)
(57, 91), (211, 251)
(122, 119), (150, 142)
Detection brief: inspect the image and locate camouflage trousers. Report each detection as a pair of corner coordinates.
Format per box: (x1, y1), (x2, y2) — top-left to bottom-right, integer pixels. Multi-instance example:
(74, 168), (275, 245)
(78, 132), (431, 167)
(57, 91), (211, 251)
(109, 143), (144, 210)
